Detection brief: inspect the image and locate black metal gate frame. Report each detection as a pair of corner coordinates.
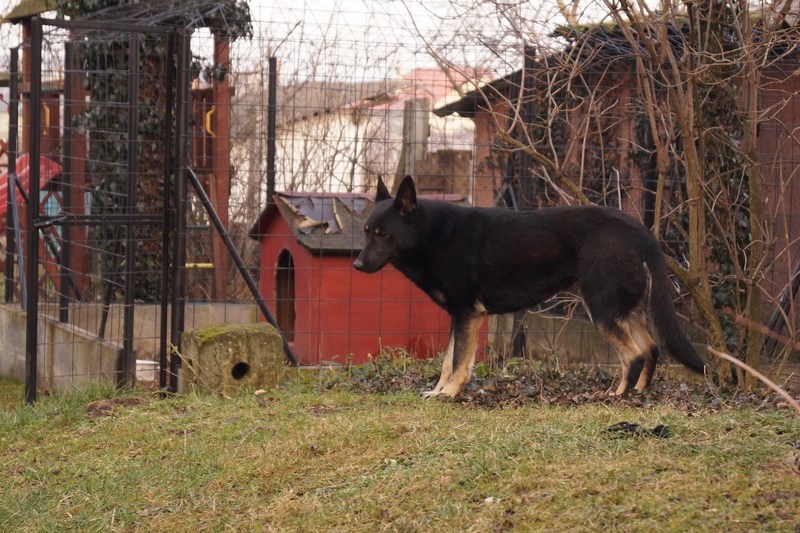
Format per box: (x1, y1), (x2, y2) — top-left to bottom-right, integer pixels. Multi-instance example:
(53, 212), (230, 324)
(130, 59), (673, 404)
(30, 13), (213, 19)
(14, 17), (296, 404)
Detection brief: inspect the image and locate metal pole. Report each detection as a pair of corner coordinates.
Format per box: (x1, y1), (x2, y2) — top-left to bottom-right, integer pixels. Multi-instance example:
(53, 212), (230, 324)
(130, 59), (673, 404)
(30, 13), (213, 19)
(122, 33), (140, 387)
(9, 182), (25, 310)
(59, 42), (74, 323)
(25, 18), (43, 404)
(267, 56), (277, 204)
(5, 47), (19, 304)
(169, 29), (191, 392)
(159, 30), (176, 391)
(186, 166), (298, 366)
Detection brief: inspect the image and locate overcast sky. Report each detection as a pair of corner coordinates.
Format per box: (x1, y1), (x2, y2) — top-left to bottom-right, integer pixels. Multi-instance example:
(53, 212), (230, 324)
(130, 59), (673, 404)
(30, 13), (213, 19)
(0, 0), (578, 78)
(236, 0), (570, 80)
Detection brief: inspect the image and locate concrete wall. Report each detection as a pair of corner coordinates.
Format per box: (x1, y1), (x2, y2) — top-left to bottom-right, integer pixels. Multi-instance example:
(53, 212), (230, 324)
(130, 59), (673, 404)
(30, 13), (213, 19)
(489, 312), (707, 368)
(0, 304), (122, 391)
(0, 303), (259, 391)
(39, 303), (259, 361)
(488, 313), (614, 365)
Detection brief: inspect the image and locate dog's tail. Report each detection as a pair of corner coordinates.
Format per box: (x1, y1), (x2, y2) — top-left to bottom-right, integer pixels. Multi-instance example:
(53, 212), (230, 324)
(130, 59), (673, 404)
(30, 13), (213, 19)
(645, 249), (705, 374)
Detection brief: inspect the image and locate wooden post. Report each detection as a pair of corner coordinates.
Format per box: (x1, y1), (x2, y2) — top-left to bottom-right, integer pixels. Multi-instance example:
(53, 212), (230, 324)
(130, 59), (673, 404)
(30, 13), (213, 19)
(68, 50), (90, 298)
(395, 98), (429, 186)
(210, 32), (231, 300)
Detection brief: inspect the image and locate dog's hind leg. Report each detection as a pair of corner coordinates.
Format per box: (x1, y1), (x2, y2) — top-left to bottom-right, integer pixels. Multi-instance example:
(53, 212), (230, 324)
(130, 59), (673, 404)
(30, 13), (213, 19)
(422, 324), (455, 398)
(580, 258), (652, 394)
(629, 313), (659, 391)
(596, 318), (648, 396)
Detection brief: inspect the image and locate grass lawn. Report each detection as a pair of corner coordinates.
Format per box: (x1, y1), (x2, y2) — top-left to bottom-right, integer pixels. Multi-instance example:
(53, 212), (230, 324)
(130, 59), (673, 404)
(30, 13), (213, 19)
(0, 377), (23, 412)
(0, 364), (798, 532)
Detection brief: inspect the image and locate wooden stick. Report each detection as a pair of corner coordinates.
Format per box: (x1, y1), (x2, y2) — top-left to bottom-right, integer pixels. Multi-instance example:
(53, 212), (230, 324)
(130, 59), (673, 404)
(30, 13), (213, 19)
(707, 346), (800, 415)
(722, 307), (800, 353)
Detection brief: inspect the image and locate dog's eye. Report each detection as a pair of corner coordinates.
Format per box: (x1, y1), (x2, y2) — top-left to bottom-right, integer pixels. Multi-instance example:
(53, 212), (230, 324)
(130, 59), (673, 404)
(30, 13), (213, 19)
(364, 224), (369, 234)
(374, 227), (389, 239)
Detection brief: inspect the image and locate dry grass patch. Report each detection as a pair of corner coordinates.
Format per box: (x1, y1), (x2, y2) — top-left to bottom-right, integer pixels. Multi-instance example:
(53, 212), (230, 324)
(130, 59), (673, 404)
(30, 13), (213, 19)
(0, 378), (22, 411)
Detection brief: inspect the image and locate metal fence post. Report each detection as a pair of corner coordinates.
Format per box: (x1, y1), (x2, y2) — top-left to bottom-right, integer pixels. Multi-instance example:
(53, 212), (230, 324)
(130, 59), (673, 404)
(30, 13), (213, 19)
(5, 47), (19, 305)
(59, 42), (74, 324)
(25, 17), (43, 404)
(159, 30), (177, 391)
(122, 32), (141, 388)
(168, 28), (191, 392)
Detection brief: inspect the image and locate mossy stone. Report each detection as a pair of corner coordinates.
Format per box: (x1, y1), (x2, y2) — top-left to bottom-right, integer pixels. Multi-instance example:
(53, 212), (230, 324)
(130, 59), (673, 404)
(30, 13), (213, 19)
(180, 323), (287, 393)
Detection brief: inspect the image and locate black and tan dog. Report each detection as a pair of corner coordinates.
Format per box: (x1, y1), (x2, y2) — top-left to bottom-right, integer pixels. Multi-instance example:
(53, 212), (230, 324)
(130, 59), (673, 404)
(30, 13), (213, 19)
(353, 176), (705, 398)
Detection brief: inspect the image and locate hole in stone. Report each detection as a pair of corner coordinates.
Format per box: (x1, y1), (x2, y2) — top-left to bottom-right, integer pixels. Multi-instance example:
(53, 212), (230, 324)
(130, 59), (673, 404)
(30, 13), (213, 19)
(231, 362), (251, 380)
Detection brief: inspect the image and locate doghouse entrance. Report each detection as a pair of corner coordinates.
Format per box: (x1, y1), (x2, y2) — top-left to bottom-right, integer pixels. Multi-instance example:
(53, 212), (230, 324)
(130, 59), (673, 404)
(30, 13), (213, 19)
(275, 249), (296, 342)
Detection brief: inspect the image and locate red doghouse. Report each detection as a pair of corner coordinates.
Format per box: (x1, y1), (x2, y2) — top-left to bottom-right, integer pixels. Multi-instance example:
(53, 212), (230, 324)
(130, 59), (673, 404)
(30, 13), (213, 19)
(248, 191), (465, 365)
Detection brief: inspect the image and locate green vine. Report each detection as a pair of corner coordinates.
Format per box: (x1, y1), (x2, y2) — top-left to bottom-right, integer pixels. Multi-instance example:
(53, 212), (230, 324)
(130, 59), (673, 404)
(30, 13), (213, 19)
(56, 0), (253, 300)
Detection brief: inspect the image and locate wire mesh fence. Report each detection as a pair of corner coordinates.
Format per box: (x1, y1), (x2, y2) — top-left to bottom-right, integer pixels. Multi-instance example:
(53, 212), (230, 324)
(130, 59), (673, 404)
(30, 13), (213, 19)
(1, 0), (799, 400)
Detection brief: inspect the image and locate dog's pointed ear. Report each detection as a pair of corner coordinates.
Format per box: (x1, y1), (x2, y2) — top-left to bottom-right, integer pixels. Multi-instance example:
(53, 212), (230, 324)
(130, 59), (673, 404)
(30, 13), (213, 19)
(375, 176), (392, 202)
(394, 175), (418, 217)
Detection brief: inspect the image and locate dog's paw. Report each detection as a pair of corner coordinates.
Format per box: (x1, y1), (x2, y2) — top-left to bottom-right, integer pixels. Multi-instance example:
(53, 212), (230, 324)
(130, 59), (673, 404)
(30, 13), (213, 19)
(438, 383), (463, 398)
(420, 390), (457, 401)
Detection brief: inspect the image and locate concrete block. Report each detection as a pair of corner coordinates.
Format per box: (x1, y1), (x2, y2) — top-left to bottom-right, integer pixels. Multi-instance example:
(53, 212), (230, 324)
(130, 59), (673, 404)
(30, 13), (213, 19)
(179, 323), (288, 393)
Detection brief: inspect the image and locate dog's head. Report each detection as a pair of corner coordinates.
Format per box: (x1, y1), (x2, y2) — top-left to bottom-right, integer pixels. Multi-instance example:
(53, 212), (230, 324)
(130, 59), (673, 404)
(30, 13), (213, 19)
(353, 175), (419, 273)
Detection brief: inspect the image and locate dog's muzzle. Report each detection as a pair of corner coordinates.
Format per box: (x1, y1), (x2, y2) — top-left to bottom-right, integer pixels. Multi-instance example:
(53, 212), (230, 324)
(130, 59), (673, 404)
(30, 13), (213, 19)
(353, 257), (381, 273)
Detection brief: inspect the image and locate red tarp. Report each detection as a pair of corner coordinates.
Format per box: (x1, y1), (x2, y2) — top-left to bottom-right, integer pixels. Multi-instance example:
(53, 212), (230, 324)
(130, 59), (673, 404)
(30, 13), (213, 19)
(0, 153), (63, 219)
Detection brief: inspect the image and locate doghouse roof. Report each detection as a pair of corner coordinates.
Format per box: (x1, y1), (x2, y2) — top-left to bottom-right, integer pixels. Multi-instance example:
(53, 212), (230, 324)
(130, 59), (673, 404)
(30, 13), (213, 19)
(248, 190), (466, 254)
(248, 192), (374, 254)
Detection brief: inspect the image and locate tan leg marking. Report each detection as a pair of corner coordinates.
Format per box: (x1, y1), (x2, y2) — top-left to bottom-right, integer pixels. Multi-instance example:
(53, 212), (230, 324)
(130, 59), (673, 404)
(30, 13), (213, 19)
(598, 318), (647, 396)
(438, 315), (484, 398)
(629, 314), (657, 391)
(422, 331), (454, 398)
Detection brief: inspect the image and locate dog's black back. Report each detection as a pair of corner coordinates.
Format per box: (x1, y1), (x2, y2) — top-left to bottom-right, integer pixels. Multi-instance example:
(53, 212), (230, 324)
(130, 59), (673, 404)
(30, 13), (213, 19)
(354, 176), (704, 397)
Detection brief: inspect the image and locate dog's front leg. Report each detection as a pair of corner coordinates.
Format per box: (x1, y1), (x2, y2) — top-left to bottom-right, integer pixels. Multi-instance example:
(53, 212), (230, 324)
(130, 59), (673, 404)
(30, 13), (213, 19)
(426, 314), (484, 398)
(422, 323), (455, 398)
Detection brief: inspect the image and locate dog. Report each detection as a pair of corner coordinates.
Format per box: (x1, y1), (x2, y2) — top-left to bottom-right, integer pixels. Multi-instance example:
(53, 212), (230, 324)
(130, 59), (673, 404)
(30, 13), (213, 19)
(353, 176), (705, 398)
